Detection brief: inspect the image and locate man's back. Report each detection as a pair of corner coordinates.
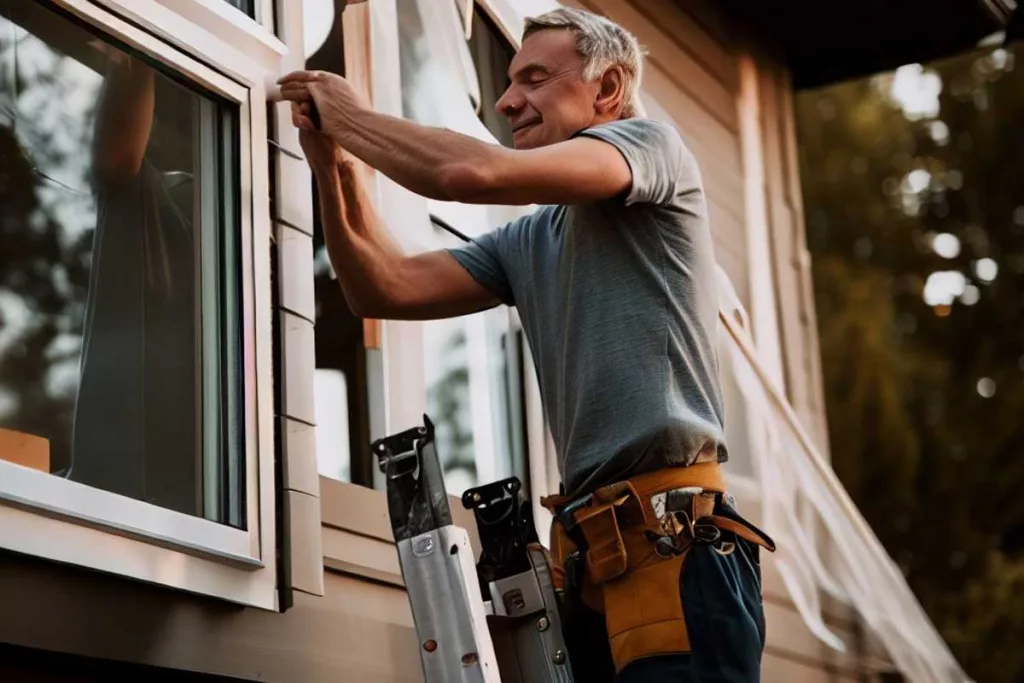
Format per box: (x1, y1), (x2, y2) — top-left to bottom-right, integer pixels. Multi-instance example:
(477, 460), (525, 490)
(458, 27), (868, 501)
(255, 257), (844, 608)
(449, 117), (726, 497)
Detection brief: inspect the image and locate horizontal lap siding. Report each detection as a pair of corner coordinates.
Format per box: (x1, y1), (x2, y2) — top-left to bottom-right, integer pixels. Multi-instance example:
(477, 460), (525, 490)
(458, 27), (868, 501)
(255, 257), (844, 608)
(562, 0), (750, 306)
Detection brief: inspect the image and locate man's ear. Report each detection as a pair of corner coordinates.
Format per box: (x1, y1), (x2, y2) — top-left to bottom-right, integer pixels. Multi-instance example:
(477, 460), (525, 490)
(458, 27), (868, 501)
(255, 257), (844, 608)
(595, 66), (626, 115)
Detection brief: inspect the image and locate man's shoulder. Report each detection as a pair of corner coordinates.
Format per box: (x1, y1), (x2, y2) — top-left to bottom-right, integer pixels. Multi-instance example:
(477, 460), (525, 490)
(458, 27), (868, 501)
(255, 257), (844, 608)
(579, 117), (687, 154)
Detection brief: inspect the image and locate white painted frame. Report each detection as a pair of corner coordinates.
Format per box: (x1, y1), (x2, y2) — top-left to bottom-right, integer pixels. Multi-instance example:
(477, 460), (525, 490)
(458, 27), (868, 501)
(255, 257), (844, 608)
(0, 0), (279, 609)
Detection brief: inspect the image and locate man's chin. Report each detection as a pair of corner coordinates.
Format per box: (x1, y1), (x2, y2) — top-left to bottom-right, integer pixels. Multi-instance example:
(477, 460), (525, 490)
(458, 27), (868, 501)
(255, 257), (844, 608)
(512, 124), (547, 150)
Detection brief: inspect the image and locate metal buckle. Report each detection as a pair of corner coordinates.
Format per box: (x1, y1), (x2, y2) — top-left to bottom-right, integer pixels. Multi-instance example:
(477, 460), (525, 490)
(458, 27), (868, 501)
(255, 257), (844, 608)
(693, 523), (721, 545)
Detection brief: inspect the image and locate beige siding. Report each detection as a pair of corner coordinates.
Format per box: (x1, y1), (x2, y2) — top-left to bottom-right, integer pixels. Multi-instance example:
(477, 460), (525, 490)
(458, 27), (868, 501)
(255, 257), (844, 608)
(0, 550), (421, 683)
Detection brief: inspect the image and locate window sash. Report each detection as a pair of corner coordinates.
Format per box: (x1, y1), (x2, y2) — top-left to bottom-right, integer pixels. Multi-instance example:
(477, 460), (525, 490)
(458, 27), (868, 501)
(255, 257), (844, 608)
(0, 0), (276, 604)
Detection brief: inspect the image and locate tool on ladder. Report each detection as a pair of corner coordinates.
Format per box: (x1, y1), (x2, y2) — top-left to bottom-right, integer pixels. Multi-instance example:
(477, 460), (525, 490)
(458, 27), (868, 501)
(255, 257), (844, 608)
(373, 416), (574, 682)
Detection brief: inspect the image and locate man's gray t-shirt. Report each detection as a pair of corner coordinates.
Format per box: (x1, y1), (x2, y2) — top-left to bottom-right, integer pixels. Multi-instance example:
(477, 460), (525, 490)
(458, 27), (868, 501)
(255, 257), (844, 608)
(449, 117), (726, 498)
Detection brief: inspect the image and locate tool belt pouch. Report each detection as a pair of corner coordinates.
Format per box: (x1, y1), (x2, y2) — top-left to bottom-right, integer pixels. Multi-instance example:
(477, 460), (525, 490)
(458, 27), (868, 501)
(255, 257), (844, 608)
(571, 499), (694, 673)
(575, 501), (629, 584)
(602, 546), (692, 673)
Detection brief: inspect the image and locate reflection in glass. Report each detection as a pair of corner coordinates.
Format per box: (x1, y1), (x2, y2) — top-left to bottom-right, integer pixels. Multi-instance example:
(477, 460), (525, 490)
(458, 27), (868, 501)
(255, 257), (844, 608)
(0, 2), (242, 525)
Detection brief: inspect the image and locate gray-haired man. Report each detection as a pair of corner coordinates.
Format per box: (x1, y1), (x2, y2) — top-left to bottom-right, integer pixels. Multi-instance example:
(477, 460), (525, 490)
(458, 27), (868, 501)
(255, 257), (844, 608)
(279, 7), (775, 682)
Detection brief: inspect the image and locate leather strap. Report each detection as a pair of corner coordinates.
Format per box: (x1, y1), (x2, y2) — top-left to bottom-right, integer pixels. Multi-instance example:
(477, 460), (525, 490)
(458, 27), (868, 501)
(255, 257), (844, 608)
(705, 515), (777, 552)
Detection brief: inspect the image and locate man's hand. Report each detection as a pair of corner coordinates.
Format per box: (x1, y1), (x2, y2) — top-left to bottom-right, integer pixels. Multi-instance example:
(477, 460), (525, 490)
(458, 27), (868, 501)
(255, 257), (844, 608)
(279, 70), (370, 136)
(294, 101), (345, 176)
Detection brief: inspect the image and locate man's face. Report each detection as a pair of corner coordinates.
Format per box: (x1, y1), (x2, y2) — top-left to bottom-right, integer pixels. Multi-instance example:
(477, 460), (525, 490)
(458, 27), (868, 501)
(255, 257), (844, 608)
(495, 29), (603, 150)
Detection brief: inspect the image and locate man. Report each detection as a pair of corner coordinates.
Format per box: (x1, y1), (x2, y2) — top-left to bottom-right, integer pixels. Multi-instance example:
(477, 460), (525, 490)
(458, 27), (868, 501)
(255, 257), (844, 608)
(280, 7), (774, 682)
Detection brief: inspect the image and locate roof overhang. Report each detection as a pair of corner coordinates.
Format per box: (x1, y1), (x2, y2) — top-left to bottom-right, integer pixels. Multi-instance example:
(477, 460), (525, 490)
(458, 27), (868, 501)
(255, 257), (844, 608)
(717, 0), (1018, 90)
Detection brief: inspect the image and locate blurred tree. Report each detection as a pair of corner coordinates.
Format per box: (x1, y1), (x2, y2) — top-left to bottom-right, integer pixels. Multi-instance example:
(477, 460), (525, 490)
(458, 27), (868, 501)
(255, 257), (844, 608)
(796, 42), (1024, 683)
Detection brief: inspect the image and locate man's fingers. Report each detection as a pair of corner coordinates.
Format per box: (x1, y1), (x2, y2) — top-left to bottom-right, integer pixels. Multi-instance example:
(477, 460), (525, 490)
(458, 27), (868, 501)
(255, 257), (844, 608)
(277, 69), (321, 86)
(279, 85), (312, 103)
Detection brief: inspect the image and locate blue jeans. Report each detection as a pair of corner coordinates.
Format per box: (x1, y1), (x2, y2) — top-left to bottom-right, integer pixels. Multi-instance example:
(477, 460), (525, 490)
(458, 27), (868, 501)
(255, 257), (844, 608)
(560, 499), (768, 682)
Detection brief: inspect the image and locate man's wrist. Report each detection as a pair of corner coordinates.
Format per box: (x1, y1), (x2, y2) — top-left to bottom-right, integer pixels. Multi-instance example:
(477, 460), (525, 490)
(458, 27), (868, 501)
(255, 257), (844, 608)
(311, 161), (341, 191)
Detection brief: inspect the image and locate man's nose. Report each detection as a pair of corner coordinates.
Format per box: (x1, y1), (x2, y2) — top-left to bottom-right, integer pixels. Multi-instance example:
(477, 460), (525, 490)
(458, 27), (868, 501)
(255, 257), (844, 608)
(495, 85), (522, 117)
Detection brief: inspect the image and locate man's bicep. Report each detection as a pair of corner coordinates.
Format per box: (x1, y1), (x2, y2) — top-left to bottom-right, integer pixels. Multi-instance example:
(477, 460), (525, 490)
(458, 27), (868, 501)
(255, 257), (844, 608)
(480, 137), (633, 206)
(387, 250), (502, 320)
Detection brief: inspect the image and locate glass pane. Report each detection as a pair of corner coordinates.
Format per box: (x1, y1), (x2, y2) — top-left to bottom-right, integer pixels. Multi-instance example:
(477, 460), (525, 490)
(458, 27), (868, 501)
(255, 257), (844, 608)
(0, 2), (243, 526)
(422, 222), (517, 496)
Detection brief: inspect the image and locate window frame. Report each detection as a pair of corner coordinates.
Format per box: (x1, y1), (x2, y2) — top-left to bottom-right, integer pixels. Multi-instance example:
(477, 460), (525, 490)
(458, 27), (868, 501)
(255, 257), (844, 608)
(0, 0), (278, 609)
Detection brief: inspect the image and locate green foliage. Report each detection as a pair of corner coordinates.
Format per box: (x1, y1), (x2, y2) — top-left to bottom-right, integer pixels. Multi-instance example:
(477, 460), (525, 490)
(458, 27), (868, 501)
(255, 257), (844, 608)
(795, 44), (1024, 683)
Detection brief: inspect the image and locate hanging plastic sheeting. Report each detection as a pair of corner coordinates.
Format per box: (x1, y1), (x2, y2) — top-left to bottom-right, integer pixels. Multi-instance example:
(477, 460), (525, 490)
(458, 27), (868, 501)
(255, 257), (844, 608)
(716, 267), (972, 683)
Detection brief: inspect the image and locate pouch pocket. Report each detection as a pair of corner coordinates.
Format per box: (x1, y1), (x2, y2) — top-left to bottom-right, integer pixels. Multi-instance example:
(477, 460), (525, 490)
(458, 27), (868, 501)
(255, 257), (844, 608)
(602, 551), (692, 672)
(575, 502), (629, 584)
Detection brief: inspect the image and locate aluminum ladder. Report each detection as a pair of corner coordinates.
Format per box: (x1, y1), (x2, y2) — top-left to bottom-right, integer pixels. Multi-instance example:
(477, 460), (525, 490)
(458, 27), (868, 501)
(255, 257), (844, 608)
(373, 416), (575, 683)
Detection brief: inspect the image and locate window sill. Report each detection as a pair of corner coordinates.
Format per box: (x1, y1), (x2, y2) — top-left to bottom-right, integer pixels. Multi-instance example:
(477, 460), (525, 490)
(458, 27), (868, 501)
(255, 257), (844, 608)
(0, 464), (276, 609)
(0, 461), (257, 564)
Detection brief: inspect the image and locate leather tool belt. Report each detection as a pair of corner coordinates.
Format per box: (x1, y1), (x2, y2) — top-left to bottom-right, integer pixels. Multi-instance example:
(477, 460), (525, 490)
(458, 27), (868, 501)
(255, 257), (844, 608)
(540, 462), (776, 673)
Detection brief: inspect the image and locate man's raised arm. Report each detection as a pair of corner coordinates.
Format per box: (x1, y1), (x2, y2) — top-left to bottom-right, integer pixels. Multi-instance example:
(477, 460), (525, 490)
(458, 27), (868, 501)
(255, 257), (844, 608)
(298, 123), (500, 321)
(278, 70), (634, 207)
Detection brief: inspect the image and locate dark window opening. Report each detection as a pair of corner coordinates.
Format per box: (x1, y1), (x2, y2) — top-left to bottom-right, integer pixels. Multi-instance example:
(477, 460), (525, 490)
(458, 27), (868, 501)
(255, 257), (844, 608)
(304, 1), (374, 487)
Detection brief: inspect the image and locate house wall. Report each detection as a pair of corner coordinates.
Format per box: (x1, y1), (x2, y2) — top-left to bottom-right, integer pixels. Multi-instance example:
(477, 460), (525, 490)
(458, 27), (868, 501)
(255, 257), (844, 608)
(0, 1), (862, 683)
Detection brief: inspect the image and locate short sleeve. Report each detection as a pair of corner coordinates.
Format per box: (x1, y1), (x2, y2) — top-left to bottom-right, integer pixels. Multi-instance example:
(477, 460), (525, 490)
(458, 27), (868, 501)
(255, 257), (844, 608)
(576, 118), (685, 206)
(447, 217), (529, 307)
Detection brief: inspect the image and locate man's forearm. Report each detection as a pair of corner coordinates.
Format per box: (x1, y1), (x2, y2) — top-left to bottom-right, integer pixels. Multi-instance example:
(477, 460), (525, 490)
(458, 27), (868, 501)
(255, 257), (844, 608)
(313, 161), (405, 317)
(326, 106), (504, 202)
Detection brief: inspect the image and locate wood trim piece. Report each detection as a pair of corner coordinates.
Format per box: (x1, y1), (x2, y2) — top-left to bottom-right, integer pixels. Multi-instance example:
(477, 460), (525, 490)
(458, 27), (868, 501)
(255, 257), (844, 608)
(288, 490), (326, 596)
(737, 54), (786, 387)
(363, 319), (382, 349)
(778, 71), (831, 455)
(0, 428), (50, 473)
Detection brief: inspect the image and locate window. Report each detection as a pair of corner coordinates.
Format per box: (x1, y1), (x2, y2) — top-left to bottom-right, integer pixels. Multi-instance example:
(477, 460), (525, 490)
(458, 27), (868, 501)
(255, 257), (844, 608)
(0, 0), (242, 524)
(302, 0), (374, 486)
(396, 0), (530, 496)
(423, 218), (527, 495)
(0, 0), (277, 608)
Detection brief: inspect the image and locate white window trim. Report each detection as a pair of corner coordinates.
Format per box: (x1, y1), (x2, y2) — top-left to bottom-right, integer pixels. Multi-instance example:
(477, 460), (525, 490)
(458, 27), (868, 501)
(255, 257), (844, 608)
(153, 0), (283, 52)
(90, 0), (287, 86)
(0, 0), (278, 609)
